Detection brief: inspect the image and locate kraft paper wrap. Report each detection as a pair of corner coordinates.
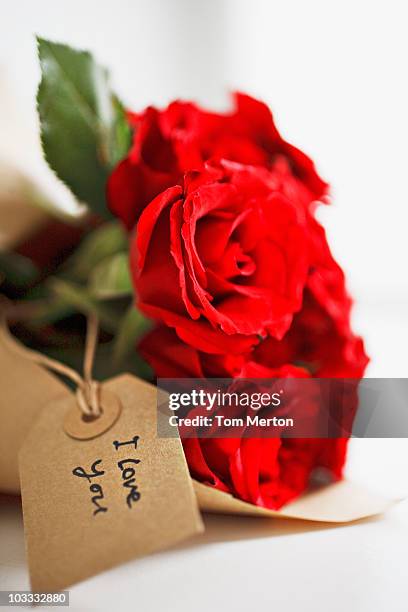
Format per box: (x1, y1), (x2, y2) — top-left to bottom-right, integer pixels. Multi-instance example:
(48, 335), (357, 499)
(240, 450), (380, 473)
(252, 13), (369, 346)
(0, 164), (50, 250)
(0, 331), (71, 494)
(193, 479), (394, 523)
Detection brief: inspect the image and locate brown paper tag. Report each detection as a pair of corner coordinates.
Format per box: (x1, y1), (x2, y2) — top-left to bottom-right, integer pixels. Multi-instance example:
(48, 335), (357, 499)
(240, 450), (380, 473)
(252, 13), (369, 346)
(0, 331), (70, 494)
(20, 374), (203, 592)
(193, 479), (395, 523)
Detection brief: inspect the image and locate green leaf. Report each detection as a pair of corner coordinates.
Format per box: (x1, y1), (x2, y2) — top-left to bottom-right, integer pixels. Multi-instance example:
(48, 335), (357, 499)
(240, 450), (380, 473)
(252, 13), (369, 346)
(112, 304), (151, 367)
(63, 221), (128, 283)
(0, 252), (39, 288)
(48, 277), (119, 332)
(37, 37), (131, 218)
(22, 283), (77, 325)
(109, 96), (132, 167)
(25, 299), (75, 326)
(88, 252), (132, 298)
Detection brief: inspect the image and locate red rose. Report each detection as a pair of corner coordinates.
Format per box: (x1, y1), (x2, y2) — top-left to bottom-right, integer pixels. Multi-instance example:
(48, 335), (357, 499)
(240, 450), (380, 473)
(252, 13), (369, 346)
(253, 290), (368, 378)
(139, 326), (246, 378)
(108, 92), (368, 510)
(253, 220), (369, 378)
(182, 436), (348, 510)
(107, 93), (327, 229)
(137, 214), (367, 509)
(139, 327), (350, 508)
(132, 160), (310, 352)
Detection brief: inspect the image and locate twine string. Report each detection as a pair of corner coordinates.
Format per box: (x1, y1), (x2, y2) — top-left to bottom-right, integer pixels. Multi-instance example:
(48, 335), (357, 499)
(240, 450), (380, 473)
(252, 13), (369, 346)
(0, 301), (101, 417)
(78, 313), (100, 417)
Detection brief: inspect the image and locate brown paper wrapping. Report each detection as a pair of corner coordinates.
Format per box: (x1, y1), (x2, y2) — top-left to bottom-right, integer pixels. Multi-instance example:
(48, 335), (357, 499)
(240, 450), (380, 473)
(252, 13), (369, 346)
(0, 164), (50, 250)
(0, 332), (71, 494)
(194, 479), (394, 523)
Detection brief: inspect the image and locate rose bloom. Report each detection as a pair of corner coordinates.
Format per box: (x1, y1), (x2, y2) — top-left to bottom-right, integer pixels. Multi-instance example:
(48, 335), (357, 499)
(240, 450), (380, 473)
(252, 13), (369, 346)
(107, 93), (327, 230)
(139, 287), (367, 509)
(133, 160), (311, 350)
(107, 94), (368, 510)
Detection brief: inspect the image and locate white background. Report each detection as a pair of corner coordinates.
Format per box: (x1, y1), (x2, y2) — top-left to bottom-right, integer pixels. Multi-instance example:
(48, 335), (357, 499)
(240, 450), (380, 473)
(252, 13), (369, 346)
(0, 1), (407, 610)
(1, 0), (407, 376)
(1, 439), (408, 612)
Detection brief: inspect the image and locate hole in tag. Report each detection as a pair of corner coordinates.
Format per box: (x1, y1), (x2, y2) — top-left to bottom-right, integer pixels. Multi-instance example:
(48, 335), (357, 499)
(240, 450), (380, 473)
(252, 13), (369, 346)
(81, 412), (102, 423)
(64, 388), (122, 440)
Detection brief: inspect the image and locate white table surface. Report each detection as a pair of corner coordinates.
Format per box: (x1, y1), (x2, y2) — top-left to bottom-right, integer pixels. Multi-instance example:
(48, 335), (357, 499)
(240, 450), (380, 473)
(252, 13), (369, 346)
(1, 443), (407, 612)
(1, 301), (407, 612)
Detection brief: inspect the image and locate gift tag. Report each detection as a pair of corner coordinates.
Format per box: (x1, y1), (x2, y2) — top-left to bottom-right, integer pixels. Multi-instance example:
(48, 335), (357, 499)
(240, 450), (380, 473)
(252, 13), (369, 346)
(0, 330), (70, 494)
(20, 374), (204, 592)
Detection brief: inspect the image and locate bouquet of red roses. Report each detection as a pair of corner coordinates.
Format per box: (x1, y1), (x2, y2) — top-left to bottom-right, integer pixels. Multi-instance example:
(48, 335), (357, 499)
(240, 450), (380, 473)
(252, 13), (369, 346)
(107, 93), (368, 510)
(0, 38), (368, 510)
